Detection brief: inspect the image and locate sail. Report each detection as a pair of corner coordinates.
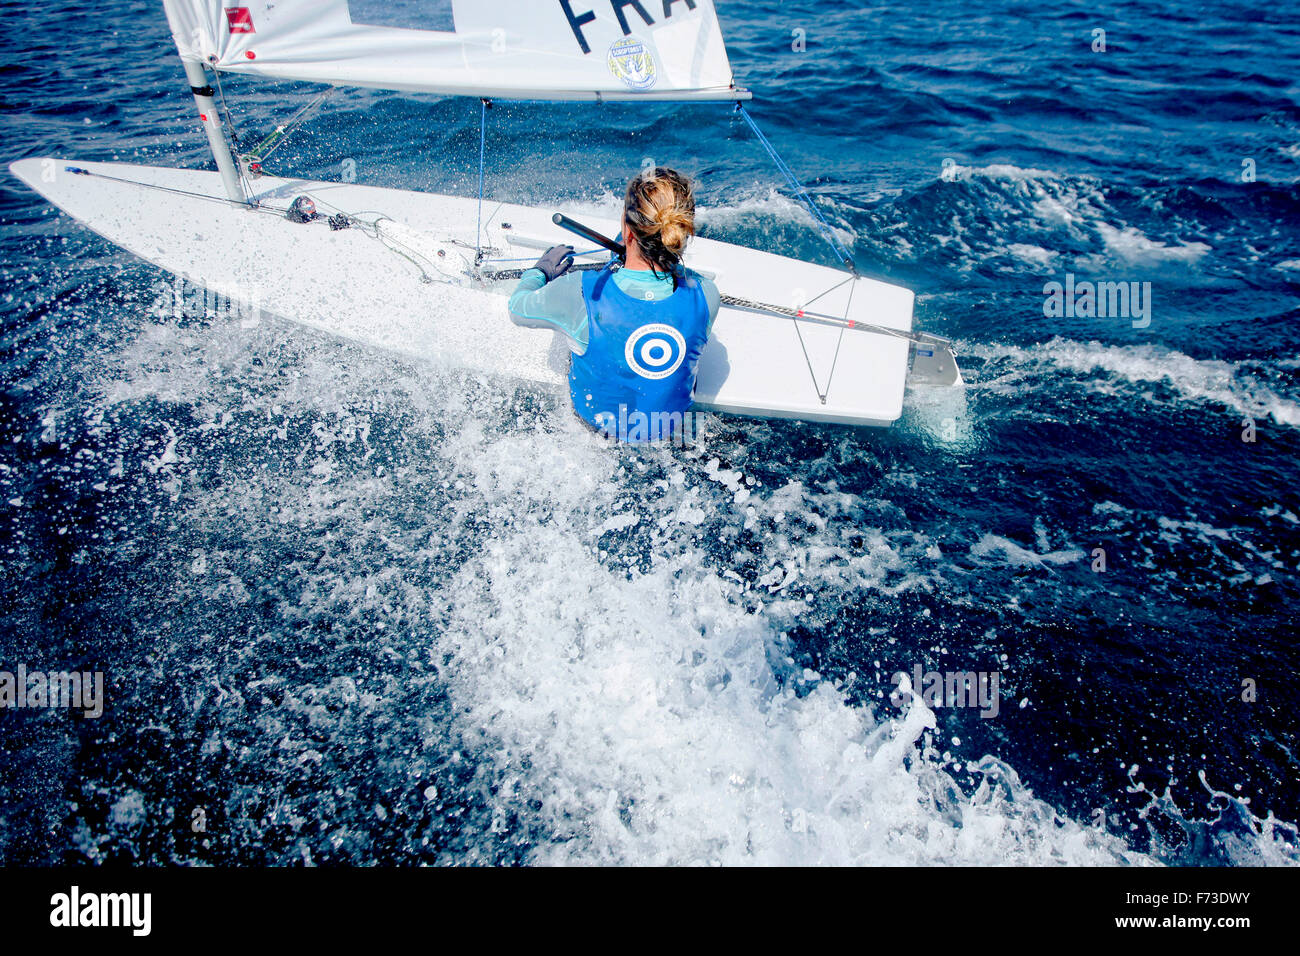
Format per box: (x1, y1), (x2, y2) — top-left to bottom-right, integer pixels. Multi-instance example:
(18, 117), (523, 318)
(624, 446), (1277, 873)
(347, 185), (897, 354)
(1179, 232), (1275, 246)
(162, 0), (749, 101)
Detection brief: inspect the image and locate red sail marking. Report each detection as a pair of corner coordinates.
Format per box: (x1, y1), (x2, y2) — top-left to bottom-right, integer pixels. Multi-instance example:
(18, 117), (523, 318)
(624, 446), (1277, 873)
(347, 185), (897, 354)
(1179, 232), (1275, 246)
(225, 7), (256, 34)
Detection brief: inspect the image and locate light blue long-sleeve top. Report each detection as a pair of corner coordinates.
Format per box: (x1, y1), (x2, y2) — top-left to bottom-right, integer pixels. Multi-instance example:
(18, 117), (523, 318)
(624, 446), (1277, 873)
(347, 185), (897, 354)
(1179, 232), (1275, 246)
(508, 264), (721, 355)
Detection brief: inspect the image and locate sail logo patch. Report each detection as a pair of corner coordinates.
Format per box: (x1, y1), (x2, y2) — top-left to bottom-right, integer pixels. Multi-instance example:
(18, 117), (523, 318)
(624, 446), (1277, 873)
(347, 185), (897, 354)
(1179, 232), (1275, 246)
(625, 324), (685, 379)
(607, 37), (657, 91)
(225, 7), (256, 34)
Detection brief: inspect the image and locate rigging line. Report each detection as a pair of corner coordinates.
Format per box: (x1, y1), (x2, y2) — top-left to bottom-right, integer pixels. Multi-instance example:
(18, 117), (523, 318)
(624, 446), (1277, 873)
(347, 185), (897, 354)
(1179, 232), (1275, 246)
(211, 69), (243, 150)
(374, 236), (438, 283)
(789, 307), (826, 403)
(481, 263), (608, 281)
(253, 89), (334, 162)
(475, 98), (489, 262)
(822, 274), (858, 401)
(755, 271), (856, 404)
(70, 162), (944, 347)
(723, 295), (952, 345)
(61, 166), (289, 216)
(66, 167), (452, 286)
(798, 274), (856, 313)
(478, 248), (603, 265)
(735, 103), (859, 278)
(257, 94), (327, 154)
(210, 68), (256, 200)
(483, 199), (508, 231)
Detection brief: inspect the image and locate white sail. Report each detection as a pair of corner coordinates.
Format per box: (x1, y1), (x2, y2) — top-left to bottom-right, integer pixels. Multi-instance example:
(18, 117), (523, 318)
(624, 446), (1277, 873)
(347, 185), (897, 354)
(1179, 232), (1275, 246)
(162, 0), (749, 101)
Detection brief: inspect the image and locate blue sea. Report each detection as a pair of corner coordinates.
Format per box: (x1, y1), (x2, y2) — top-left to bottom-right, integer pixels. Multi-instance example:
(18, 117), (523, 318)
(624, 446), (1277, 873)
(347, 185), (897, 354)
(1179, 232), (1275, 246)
(1, 0), (1298, 865)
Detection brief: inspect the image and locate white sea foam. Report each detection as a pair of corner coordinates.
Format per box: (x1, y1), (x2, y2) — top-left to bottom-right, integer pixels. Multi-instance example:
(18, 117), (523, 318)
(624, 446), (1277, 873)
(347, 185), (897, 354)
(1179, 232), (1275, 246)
(434, 435), (1137, 864)
(939, 165), (1214, 274)
(82, 304), (1173, 866)
(1092, 223), (1210, 266)
(969, 533), (1086, 568)
(70, 276), (1300, 867)
(1006, 243), (1060, 268)
(698, 188), (859, 250)
(556, 187), (860, 262)
(966, 337), (1300, 428)
(945, 163), (1061, 183)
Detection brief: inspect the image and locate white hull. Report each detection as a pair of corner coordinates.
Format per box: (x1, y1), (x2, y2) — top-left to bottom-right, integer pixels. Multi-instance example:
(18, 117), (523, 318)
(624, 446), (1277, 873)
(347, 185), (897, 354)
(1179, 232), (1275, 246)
(10, 157), (926, 427)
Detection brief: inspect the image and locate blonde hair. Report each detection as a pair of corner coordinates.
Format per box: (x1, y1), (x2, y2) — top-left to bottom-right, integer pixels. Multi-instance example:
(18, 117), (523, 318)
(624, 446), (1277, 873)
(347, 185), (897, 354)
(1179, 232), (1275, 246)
(623, 167), (696, 277)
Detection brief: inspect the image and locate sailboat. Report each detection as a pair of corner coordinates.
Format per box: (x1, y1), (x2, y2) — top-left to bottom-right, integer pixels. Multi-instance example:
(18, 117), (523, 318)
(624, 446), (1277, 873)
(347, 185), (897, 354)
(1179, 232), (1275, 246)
(9, 0), (962, 428)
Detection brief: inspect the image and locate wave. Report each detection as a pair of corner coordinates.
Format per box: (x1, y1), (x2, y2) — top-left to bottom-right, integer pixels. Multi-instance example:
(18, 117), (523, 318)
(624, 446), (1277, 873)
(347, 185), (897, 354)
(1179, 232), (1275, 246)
(964, 337), (1300, 427)
(428, 428), (1144, 864)
(839, 162), (1233, 280)
(2, 280), (1287, 866)
(72, 303), (1163, 865)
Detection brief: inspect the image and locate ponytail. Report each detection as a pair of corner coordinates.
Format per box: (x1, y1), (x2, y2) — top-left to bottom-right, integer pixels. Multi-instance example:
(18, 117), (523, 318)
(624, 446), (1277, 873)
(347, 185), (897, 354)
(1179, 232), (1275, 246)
(623, 167), (696, 277)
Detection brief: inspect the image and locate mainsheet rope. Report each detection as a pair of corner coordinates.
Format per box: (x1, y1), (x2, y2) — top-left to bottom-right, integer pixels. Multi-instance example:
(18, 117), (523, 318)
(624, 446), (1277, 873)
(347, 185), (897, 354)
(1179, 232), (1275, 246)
(735, 103), (863, 402)
(735, 103), (859, 278)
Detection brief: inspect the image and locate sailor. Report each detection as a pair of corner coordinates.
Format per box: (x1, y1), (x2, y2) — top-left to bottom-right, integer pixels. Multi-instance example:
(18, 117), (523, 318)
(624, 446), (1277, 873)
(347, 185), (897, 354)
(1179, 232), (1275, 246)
(508, 167), (720, 443)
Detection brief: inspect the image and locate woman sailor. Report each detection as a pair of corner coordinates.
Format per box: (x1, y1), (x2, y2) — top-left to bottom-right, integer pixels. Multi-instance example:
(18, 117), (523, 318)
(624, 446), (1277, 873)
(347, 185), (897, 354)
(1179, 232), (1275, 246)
(508, 167), (720, 443)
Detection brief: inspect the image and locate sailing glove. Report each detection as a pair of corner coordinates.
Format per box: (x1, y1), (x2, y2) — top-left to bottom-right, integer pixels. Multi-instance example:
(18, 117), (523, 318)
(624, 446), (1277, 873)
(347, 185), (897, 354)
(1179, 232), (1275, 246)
(533, 245), (575, 283)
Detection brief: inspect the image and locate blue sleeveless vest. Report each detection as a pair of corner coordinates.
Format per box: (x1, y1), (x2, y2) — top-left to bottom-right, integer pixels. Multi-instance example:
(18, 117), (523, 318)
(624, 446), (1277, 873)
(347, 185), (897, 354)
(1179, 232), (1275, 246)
(570, 264), (711, 443)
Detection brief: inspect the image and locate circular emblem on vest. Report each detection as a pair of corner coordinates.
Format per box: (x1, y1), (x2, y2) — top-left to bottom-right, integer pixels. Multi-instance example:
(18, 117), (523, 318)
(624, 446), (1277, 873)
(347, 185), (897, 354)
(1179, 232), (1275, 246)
(607, 37), (657, 91)
(625, 323), (686, 380)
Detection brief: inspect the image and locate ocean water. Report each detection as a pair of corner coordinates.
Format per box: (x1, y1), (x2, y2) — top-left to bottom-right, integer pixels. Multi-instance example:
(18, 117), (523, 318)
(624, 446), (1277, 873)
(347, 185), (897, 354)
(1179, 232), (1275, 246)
(1, 0), (1298, 865)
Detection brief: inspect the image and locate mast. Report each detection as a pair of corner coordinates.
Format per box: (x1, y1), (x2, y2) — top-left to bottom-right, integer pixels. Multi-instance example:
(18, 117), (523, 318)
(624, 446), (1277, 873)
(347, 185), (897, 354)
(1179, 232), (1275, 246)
(182, 59), (247, 204)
